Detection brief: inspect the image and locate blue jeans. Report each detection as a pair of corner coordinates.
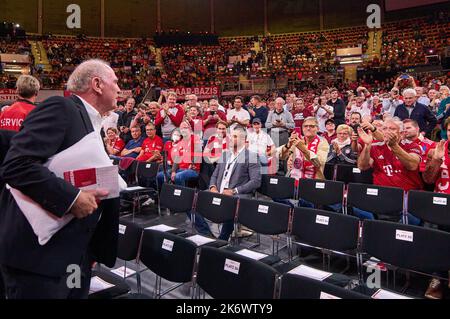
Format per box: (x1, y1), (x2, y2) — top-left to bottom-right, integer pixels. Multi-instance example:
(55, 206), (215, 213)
(191, 212), (234, 241)
(157, 169), (199, 188)
(351, 207), (421, 225)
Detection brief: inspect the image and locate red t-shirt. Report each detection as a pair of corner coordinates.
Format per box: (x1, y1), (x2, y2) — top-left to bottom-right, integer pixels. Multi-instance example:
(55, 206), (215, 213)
(170, 135), (202, 172)
(0, 100), (36, 131)
(292, 107), (313, 128)
(323, 132), (337, 145)
(202, 110), (227, 132)
(111, 137), (125, 153)
(414, 137), (436, 173)
(137, 135), (163, 162)
(164, 141), (177, 166)
(370, 140), (423, 191)
(204, 135), (228, 159)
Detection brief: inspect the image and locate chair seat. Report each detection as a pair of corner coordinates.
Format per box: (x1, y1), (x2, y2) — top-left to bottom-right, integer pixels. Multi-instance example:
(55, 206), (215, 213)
(88, 270), (131, 299)
(274, 260), (352, 288)
(179, 233), (229, 249)
(225, 246), (281, 266)
(121, 187), (155, 194)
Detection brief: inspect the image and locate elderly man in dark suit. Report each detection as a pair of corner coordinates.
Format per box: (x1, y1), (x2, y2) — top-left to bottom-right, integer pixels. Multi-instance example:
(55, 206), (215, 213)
(0, 59), (121, 299)
(0, 129), (16, 299)
(394, 88), (437, 138)
(206, 127), (262, 241)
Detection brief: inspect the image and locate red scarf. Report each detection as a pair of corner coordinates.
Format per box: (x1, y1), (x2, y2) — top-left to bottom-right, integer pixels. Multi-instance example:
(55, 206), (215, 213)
(291, 135), (321, 181)
(435, 141), (450, 194)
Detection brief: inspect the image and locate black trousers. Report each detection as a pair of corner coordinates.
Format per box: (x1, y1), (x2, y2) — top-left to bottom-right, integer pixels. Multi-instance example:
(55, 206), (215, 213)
(0, 253), (93, 299)
(0, 271), (4, 299)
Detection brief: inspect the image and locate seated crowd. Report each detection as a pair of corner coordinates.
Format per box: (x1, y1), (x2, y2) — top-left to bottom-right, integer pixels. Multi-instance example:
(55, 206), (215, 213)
(57, 71), (449, 299)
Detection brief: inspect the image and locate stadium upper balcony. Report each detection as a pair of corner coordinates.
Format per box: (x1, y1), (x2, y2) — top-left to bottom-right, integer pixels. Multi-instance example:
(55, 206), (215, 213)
(0, 39), (31, 55)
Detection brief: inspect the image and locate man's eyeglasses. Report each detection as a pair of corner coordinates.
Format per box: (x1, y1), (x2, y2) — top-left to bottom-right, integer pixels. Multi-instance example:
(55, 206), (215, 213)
(303, 125), (317, 128)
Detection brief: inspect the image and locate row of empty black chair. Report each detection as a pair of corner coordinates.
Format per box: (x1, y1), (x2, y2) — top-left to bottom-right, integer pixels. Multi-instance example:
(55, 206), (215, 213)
(94, 198), (450, 299)
(257, 175), (450, 226)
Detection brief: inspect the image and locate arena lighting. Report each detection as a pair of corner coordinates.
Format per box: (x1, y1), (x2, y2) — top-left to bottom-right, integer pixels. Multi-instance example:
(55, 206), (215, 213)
(340, 60), (363, 65)
(15, 24), (20, 28)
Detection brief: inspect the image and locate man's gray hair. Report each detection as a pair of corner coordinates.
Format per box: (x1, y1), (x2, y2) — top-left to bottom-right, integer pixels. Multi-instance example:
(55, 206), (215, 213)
(402, 88), (417, 97)
(16, 75), (40, 98)
(67, 59), (113, 93)
(385, 117), (404, 131)
(275, 97), (285, 104)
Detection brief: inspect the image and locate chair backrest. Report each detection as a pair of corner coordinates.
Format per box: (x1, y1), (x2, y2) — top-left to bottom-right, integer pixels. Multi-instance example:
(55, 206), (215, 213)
(237, 198), (291, 235)
(135, 162), (160, 180)
(297, 179), (345, 207)
(292, 207), (360, 252)
(407, 190), (450, 228)
(140, 229), (198, 283)
(361, 220), (450, 274)
(347, 183), (404, 220)
(196, 246), (279, 299)
(195, 191), (238, 224)
(335, 165), (373, 185)
(258, 175), (296, 199)
(324, 163), (335, 181)
(279, 273), (369, 299)
(159, 183), (196, 213)
(117, 220), (144, 261)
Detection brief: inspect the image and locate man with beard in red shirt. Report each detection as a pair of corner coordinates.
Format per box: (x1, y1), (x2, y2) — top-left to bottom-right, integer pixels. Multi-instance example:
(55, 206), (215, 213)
(403, 119), (436, 173)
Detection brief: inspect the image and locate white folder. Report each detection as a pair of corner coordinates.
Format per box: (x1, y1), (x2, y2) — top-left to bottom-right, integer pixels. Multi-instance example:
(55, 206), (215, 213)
(7, 132), (127, 246)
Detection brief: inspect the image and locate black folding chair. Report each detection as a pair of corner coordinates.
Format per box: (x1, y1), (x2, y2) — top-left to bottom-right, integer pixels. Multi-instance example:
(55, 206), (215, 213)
(195, 246), (279, 299)
(159, 182), (196, 219)
(335, 164), (373, 185)
(257, 175), (296, 200)
(347, 183), (404, 222)
(90, 220), (143, 298)
(290, 207), (360, 273)
(358, 220), (450, 292)
(237, 198), (291, 257)
(139, 229), (198, 298)
(324, 163), (336, 181)
(297, 178), (345, 212)
(120, 162), (159, 220)
(279, 273), (369, 299)
(407, 190), (450, 228)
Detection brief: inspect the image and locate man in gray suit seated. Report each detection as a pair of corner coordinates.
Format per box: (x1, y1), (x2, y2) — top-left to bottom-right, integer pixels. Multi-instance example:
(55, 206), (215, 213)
(199, 127), (262, 241)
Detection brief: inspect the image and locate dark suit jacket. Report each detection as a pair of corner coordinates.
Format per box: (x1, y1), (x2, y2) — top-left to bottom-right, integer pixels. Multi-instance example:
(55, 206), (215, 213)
(0, 96), (119, 277)
(394, 102), (437, 136)
(209, 149), (261, 195)
(0, 130), (16, 189)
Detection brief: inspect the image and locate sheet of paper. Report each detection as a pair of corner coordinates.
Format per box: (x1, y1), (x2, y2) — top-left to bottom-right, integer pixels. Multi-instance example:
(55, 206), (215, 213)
(145, 224), (176, 232)
(186, 235), (216, 246)
(125, 186), (147, 192)
(64, 166), (120, 199)
(8, 132), (127, 246)
(89, 276), (115, 294)
(371, 289), (413, 299)
(110, 266), (136, 278)
(235, 249), (267, 261)
(288, 264), (332, 281)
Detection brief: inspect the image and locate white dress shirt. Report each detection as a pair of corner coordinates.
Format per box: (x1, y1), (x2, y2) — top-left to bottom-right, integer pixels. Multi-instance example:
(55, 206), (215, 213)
(219, 147), (245, 193)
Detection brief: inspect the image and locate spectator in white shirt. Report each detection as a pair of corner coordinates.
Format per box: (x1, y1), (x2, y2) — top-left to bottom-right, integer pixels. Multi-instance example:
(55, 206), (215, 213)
(101, 110), (119, 136)
(247, 117), (275, 173)
(227, 96), (250, 131)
